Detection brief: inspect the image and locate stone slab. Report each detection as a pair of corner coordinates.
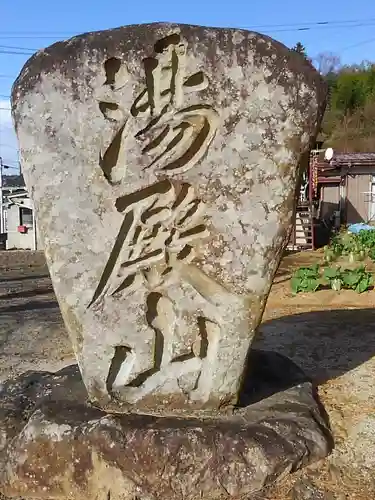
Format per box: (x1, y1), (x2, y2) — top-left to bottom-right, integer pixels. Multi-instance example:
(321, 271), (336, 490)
(0, 351), (332, 500)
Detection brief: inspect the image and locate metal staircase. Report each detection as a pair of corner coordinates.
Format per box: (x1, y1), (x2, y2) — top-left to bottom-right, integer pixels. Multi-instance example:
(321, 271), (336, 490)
(288, 203), (314, 251)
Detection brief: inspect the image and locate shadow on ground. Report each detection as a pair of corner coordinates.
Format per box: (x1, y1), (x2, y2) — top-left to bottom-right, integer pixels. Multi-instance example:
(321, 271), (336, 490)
(239, 349), (310, 406)
(0, 301), (58, 313)
(0, 287), (53, 301)
(253, 308), (375, 385)
(0, 273), (49, 283)
(0, 263), (374, 412)
(1, 298), (374, 390)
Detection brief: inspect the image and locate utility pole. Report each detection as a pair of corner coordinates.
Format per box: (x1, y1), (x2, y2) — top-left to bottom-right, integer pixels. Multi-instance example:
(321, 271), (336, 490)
(0, 156), (3, 234)
(32, 202), (37, 251)
(0, 157), (11, 234)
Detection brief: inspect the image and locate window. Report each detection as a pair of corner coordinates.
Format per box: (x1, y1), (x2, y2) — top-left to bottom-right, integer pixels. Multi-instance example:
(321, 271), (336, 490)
(19, 207), (33, 227)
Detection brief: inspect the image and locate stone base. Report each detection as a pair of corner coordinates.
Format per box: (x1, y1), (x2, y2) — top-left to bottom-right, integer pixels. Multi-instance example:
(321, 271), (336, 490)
(0, 351), (333, 500)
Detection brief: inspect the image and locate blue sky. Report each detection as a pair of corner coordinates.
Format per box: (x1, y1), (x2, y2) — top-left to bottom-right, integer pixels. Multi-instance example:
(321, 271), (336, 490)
(1, 0), (375, 169)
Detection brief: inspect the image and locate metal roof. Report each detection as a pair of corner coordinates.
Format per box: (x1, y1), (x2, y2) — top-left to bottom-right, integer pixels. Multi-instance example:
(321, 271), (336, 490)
(330, 152), (375, 167)
(2, 174), (25, 187)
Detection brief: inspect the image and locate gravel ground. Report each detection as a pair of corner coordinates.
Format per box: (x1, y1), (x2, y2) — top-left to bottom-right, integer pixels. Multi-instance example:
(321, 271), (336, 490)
(0, 251), (73, 382)
(1, 249), (375, 499)
(256, 251), (375, 499)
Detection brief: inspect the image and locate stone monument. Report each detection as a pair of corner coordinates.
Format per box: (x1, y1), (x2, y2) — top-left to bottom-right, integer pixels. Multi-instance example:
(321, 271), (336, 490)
(1, 23), (331, 499)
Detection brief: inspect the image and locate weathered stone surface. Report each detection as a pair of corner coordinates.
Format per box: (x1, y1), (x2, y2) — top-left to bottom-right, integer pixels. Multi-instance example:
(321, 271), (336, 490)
(11, 23), (326, 412)
(0, 351), (332, 500)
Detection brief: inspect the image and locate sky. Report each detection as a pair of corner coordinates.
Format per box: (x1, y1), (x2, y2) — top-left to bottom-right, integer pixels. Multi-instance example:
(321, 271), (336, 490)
(1, 0), (375, 170)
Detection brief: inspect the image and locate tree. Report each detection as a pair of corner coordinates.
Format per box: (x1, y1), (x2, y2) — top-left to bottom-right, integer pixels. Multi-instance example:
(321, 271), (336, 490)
(315, 52), (341, 75)
(320, 61), (375, 152)
(332, 70), (367, 114)
(292, 42), (308, 58)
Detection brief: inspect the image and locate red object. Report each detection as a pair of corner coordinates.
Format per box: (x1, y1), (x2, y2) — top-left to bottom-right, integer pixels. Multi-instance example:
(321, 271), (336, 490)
(17, 225), (27, 233)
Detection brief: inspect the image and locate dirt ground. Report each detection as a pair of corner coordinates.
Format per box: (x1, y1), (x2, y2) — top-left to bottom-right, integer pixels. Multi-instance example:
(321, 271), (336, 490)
(257, 251), (375, 499)
(1, 250), (375, 499)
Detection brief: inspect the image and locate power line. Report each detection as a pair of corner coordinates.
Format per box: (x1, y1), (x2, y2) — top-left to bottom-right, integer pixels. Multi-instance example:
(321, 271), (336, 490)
(260, 22), (375, 34)
(244, 18), (375, 28)
(0, 31), (75, 34)
(1, 18), (375, 33)
(339, 36), (375, 52)
(0, 156), (18, 161)
(0, 19), (374, 38)
(0, 50), (34, 55)
(2, 166), (19, 172)
(0, 36), (65, 39)
(0, 45), (36, 52)
(0, 158), (19, 164)
(0, 153), (19, 159)
(0, 21), (373, 73)
(1, 166), (19, 172)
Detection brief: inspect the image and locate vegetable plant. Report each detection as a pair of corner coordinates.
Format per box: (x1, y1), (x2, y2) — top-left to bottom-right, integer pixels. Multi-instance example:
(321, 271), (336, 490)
(369, 247), (375, 262)
(291, 264), (373, 294)
(324, 229), (375, 263)
(290, 264), (321, 294)
(323, 266), (343, 291)
(340, 266), (373, 293)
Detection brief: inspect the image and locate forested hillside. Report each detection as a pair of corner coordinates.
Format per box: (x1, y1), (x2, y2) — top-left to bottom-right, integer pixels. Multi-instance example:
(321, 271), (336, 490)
(293, 44), (375, 152)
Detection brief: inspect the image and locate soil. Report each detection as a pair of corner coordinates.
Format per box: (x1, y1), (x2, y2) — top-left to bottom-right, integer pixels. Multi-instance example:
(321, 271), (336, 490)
(0, 251), (73, 382)
(0, 249), (375, 499)
(258, 250), (375, 499)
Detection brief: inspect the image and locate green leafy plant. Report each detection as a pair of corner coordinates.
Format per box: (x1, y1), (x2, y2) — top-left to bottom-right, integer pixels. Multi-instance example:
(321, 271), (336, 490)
(355, 229), (375, 251)
(290, 264), (321, 294)
(325, 230), (375, 263)
(331, 234), (345, 255)
(323, 266), (343, 291)
(348, 243), (366, 263)
(340, 266), (373, 293)
(323, 234), (344, 263)
(291, 264), (373, 294)
(323, 245), (338, 264)
(369, 247), (375, 262)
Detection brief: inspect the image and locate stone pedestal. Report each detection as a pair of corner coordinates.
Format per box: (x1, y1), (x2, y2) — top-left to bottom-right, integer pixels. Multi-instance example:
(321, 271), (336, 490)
(0, 351), (332, 500)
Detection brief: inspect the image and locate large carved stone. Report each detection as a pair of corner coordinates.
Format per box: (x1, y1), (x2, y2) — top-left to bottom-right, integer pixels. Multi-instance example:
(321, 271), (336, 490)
(11, 23), (326, 412)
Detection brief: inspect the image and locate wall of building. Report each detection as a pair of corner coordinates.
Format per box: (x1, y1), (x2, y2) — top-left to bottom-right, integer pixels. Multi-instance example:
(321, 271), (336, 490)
(320, 183), (340, 220)
(369, 175), (375, 221)
(345, 174), (371, 224)
(6, 204), (36, 250)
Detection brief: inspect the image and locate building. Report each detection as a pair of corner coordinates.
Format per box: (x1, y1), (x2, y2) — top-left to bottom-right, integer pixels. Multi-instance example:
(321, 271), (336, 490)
(6, 191), (39, 250)
(317, 152), (375, 225)
(1, 175), (41, 250)
(289, 150), (375, 251)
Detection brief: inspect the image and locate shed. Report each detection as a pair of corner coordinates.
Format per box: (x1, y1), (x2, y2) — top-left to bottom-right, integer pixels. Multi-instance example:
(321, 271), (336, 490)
(5, 190), (40, 250)
(317, 152), (375, 225)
